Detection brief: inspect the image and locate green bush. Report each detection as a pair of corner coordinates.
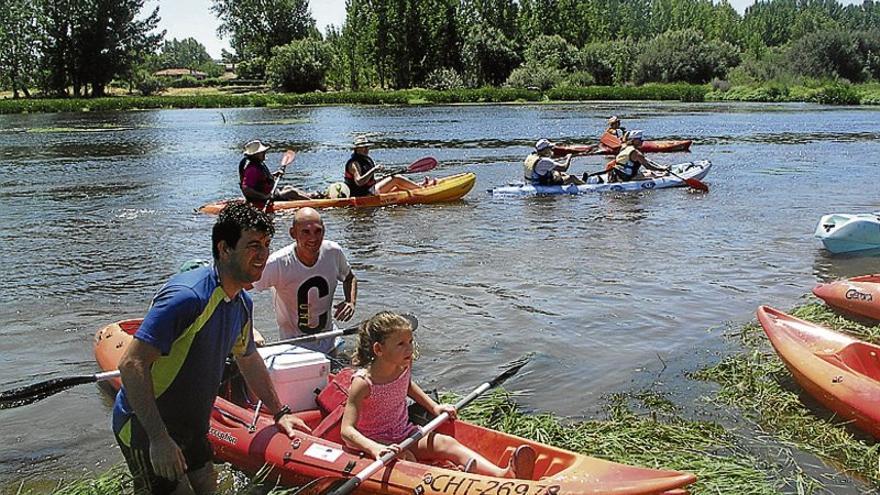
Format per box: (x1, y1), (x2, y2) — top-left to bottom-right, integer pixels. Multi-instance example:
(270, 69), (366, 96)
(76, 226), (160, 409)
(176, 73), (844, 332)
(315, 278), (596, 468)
(266, 38), (333, 93)
(236, 57), (266, 80)
(136, 75), (166, 96)
(787, 29), (865, 82)
(634, 29), (740, 84)
(807, 83), (860, 104)
(578, 43), (614, 85)
(424, 68), (465, 90)
(166, 75), (201, 88)
(505, 63), (564, 90)
(523, 35), (579, 72)
(562, 71), (596, 88)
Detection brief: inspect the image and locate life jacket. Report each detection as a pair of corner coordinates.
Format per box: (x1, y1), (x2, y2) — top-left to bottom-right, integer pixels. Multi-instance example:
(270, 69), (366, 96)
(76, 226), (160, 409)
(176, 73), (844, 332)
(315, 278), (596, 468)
(614, 145), (640, 180)
(523, 153), (545, 184)
(606, 128), (625, 140)
(344, 153), (377, 197)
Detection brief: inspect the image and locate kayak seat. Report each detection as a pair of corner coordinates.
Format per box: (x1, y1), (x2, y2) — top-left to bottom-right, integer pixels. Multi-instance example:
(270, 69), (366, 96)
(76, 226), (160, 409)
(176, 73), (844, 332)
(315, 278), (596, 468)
(312, 404), (345, 443)
(836, 342), (880, 382)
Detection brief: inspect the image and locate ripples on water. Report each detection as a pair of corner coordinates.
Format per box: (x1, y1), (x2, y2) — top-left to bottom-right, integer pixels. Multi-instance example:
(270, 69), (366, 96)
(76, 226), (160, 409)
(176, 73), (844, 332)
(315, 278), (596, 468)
(1, 103), (879, 481)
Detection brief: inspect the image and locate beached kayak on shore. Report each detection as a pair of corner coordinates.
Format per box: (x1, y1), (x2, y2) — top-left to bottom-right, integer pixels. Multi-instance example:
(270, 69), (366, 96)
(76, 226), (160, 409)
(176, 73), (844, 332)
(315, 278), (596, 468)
(813, 275), (880, 321)
(94, 320), (697, 495)
(489, 160), (710, 196)
(199, 172), (476, 214)
(757, 306), (880, 440)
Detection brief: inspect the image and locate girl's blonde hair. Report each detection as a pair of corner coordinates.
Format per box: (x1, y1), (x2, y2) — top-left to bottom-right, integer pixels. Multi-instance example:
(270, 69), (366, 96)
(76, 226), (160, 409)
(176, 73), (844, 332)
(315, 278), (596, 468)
(351, 311), (414, 366)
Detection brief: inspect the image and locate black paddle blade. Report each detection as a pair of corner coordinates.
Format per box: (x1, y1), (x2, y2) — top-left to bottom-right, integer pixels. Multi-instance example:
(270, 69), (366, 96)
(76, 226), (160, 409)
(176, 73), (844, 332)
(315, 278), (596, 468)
(290, 476), (349, 495)
(489, 355), (531, 388)
(0, 375), (96, 409)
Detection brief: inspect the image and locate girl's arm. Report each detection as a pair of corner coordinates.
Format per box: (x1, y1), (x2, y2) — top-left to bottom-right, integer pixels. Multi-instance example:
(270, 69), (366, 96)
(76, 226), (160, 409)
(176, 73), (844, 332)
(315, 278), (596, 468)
(341, 377), (393, 459)
(408, 380), (457, 419)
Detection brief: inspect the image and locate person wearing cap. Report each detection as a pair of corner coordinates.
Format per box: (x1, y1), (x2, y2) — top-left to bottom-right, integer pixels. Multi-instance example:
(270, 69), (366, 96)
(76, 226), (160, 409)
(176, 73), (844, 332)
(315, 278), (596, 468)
(344, 135), (424, 197)
(605, 116), (626, 140)
(251, 207), (357, 356)
(608, 130), (667, 183)
(239, 140), (316, 209)
(523, 139), (585, 186)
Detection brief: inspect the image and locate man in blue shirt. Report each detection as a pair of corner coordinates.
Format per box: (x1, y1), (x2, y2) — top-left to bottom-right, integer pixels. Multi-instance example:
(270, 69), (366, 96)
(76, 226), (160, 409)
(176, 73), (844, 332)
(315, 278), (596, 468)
(112, 203), (310, 494)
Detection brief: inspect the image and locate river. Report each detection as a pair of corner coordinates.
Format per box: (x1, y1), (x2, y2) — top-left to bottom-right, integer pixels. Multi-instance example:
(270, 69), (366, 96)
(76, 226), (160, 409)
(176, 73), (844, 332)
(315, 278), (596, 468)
(1, 102), (878, 485)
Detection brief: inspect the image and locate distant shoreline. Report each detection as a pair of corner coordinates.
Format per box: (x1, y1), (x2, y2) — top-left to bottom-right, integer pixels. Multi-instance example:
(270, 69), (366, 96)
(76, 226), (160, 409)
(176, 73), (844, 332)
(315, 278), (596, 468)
(1, 84), (878, 114)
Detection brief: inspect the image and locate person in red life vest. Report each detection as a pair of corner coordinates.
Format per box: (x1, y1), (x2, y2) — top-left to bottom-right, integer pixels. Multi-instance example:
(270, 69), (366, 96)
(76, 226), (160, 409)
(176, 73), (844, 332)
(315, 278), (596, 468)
(344, 135), (431, 198)
(239, 140), (317, 209)
(605, 116), (626, 140)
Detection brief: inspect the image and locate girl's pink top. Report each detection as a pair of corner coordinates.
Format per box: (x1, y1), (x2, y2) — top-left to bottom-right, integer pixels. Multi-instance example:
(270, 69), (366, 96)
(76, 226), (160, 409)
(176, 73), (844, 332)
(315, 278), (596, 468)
(354, 366), (419, 444)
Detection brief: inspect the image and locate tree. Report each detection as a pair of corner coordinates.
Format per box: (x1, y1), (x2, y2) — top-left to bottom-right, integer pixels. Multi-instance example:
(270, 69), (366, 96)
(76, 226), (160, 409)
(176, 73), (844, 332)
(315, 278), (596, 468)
(212, 0), (317, 61)
(0, 0), (42, 98)
(634, 29), (740, 84)
(266, 38), (333, 92)
(159, 37), (213, 69)
(788, 28), (865, 81)
(462, 24), (520, 86)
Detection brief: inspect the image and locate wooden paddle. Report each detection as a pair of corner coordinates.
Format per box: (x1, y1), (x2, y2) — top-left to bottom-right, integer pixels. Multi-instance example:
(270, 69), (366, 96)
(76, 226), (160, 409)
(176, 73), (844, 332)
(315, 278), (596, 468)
(0, 322), (368, 410)
(384, 156), (438, 176)
(295, 356), (531, 495)
(647, 159), (709, 192)
(264, 149), (296, 212)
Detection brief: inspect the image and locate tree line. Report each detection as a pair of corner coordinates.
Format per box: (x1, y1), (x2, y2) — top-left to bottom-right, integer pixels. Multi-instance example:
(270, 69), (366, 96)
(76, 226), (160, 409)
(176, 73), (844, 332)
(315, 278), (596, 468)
(2, 0), (879, 98)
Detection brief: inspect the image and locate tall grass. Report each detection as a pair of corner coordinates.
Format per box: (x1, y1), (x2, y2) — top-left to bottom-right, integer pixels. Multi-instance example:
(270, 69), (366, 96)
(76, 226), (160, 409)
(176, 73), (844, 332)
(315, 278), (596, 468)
(693, 302), (880, 490)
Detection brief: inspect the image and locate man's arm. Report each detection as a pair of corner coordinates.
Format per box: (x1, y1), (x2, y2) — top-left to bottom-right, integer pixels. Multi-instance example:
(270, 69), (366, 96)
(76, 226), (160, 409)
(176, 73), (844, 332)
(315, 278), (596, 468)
(334, 271), (357, 321)
(554, 154), (573, 172)
(118, 339), (187, 481)
(234, 351), (312, 436)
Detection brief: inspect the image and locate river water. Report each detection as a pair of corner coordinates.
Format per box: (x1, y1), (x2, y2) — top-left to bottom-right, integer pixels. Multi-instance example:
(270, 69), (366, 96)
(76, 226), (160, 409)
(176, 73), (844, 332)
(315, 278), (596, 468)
(1, 102), (879, 485)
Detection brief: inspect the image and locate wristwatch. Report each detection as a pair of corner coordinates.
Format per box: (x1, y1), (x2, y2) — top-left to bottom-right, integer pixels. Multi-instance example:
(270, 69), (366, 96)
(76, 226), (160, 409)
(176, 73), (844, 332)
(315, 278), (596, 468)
(273, 404), (292, 422)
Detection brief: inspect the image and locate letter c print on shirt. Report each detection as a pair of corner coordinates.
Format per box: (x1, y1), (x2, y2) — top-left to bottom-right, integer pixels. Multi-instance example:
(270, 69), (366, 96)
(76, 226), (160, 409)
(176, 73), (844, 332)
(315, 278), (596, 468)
(297, 275), (330, 334)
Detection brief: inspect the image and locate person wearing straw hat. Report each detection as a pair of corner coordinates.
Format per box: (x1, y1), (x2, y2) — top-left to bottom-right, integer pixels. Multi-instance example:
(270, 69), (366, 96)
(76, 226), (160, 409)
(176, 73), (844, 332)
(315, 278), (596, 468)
(344, 135), (426, 197)
(607, 130), (666, 183)
(605, 116), (626, 140)
(239, 139), (317, 209)
(523, 139), (584, 186)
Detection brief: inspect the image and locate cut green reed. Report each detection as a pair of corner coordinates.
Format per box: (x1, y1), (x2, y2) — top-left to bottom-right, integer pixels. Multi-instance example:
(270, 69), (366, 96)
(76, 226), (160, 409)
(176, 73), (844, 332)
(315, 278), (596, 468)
(693, 302), (880, 489)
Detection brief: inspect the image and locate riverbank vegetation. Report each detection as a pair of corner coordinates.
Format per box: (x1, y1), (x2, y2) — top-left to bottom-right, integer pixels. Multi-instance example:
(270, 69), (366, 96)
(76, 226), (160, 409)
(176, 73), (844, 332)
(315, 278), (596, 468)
(2, 0), (880, 111)
(6, 299), (878, 494)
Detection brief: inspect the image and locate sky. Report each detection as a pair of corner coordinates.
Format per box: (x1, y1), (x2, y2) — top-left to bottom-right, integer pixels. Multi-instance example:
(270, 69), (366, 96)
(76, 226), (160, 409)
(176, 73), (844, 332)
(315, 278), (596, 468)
(154, 0), (861, 59)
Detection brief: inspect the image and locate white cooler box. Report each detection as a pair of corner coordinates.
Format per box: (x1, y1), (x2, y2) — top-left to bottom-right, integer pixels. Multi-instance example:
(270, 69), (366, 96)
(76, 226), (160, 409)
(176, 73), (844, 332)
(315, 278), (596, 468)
(258, 344), (330, 412)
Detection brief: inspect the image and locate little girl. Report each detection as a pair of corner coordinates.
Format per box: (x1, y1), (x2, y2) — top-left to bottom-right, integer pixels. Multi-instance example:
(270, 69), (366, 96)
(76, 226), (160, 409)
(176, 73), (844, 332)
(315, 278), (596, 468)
(340, 311), (536, 479)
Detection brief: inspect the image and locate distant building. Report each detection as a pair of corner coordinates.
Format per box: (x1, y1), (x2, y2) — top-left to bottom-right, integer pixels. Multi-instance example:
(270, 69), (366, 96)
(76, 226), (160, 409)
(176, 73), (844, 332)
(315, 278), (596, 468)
(154, 68), (208, 80)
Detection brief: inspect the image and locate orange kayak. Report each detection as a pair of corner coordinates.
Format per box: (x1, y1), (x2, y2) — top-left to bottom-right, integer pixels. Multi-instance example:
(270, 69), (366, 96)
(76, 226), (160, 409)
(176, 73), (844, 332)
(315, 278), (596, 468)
(813, 275), (880, 321)
(199, 172), (476, 215)
(757, 306), (880, 439)
(95, 320), (696, 494)
(552, 141), (691, 158)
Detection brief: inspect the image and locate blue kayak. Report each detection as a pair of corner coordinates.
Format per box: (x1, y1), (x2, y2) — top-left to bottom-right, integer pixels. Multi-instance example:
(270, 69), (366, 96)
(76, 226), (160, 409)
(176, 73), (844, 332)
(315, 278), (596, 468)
(489, 160), (711, 196)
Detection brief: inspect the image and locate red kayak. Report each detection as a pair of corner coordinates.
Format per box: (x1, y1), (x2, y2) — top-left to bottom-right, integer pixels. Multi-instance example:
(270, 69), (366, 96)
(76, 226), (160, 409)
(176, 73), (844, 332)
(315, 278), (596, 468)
(552, 140), (691, 158)
(95, 320), (697, 494)
(813, 274), (880, 321)
(757, 306), (880, 439)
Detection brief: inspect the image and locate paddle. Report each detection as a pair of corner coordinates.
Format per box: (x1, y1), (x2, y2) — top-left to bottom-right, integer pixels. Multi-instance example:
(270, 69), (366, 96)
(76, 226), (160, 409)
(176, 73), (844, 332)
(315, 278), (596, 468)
(264, 149), (296, 212)
(0, 323), (366, 410)
(600, 132), (622, 151)
(298, 356), (531, 495)
(647, 159), (709, 192)
(384, 156), (437, 176)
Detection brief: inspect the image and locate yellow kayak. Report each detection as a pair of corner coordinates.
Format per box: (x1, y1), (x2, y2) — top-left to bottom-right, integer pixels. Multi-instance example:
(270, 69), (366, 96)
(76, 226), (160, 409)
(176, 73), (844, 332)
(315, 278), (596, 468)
(199, 173), (476, 215)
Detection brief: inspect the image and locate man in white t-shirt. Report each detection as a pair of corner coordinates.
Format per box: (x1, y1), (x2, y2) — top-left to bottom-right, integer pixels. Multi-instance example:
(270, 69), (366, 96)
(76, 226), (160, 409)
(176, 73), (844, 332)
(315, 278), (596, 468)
(252, 207), (357, 354)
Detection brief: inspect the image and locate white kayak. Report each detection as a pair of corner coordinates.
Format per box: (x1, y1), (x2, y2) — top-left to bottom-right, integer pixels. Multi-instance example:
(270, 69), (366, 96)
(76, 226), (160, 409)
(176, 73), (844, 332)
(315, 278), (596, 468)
(815, 213), (880, 254)
(489, 160), (711, 196)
